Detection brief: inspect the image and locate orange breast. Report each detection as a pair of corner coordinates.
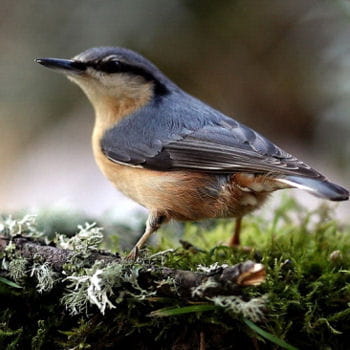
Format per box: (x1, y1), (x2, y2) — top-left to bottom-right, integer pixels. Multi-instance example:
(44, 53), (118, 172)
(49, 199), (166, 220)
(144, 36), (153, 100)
(93, 138), (274, 221)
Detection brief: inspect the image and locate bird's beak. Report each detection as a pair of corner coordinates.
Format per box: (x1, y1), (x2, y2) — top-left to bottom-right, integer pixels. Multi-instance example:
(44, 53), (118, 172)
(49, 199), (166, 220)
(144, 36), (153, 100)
(35, 58), (86, 74)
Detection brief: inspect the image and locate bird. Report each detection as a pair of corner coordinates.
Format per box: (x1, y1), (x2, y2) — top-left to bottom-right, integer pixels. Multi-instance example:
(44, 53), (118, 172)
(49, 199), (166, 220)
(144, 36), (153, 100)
(35, 47), (349, 258)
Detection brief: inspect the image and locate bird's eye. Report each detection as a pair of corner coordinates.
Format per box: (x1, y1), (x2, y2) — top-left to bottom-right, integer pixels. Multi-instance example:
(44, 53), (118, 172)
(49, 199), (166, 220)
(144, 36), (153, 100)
(100, 59), (121, 73)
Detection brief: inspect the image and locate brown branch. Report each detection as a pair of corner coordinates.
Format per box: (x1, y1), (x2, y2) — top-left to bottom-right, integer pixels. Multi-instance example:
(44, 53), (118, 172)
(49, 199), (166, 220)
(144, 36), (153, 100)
(0, 235), (265, 298)
(0, 236), (117, 270)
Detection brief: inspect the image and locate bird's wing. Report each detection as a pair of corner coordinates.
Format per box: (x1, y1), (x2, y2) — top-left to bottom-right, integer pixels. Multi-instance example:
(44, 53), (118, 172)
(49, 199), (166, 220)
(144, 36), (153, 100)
(101, 96), (323, 179)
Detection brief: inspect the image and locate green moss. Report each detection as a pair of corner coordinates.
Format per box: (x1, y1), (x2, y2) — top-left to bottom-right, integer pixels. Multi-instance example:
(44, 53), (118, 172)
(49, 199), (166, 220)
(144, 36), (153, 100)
(0, 310), (22, 349)
(0, 197), (349, 349)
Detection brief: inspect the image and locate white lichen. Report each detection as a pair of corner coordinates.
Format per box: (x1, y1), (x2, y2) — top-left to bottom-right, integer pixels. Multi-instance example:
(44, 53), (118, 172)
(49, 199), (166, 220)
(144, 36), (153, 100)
(191, 277), (220, 298)
(0, 215), (42, 276)
(154, 276), (178, 292)
(8, 257), (28, 282)
(4, 241), (16, 256)
(208, 295), (268, 322)
(87, 269), (116, 314)
(197, 262), (228, 274)
(30, 262), (57, 293)
(123, 265), (156, 298)
(61, 276), (91, 315)
(0, 215), (42, 238)
(57, 222), (103, 255)
(61, 260), (159, 315)
(62, 262), (117, 315)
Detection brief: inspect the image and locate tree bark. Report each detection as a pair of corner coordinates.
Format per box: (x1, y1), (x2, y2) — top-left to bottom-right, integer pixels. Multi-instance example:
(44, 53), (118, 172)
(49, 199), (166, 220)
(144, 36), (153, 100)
(0, 235), (265, 298)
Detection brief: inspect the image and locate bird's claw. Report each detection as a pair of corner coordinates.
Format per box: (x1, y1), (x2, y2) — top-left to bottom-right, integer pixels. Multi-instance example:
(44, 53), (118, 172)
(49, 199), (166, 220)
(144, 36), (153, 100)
(126, 246), (139, 261)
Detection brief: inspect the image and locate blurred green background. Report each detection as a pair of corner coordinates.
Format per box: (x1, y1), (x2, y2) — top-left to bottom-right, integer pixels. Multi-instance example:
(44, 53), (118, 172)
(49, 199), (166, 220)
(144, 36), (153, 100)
(1, 0), (349, 220)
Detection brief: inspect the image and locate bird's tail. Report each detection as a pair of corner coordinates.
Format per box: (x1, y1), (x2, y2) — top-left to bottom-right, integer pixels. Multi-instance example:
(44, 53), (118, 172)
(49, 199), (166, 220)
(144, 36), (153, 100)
(277, 175), (349, 201)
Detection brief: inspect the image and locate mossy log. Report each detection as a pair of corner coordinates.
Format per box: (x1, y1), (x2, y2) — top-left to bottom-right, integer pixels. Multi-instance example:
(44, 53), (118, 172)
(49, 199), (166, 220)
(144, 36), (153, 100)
(0, 235), (265, 299)
(0, 203), (349, 350)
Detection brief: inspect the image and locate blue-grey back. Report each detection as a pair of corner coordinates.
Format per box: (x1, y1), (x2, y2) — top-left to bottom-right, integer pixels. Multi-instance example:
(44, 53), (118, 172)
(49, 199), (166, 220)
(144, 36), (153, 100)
(101, 89), (321, 178)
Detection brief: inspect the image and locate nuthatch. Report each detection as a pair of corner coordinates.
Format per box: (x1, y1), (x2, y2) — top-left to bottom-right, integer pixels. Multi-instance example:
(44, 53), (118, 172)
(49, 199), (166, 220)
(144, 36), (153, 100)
(36, 47), (349, 258)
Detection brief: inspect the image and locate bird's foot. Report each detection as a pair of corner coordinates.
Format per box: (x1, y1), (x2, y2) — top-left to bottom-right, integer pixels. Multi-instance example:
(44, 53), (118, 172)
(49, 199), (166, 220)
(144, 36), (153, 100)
(126, 246), (139, 261)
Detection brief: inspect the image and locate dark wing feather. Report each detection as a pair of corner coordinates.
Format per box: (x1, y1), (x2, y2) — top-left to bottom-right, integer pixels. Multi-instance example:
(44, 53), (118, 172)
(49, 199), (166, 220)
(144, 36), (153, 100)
(101, 93), (324, 179)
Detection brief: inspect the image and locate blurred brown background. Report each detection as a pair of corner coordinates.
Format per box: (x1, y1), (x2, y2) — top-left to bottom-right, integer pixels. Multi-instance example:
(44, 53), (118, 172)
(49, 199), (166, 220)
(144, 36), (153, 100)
(1, 0), (349, 220)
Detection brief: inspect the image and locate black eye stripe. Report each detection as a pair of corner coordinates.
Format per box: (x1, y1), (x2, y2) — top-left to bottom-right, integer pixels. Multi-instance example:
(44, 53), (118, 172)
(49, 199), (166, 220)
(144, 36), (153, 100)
(99, 60), (121, 73)
(85, 60), (119, 73)
(82, 59), (169, 96)
(87, 60), (149, 76)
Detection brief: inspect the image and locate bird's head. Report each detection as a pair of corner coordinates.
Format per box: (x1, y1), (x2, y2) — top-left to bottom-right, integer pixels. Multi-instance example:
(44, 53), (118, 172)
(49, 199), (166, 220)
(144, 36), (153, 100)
(35, 47), (170, 116)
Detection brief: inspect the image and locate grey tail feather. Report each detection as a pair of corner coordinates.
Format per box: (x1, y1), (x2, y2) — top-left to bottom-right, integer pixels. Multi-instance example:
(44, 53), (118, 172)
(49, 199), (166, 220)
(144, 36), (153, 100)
(278, 175), (349, 202)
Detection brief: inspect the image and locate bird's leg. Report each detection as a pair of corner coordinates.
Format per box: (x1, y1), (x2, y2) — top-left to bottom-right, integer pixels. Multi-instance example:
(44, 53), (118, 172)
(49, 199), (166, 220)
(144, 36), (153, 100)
(228, 216), (242, 247)
(127, 212), (168, 260)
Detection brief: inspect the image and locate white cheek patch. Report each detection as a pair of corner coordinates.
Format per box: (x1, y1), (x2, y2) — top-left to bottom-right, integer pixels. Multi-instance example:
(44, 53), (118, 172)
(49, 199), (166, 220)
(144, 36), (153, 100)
(88, 68), (143, 87)
(68, 69), (153, 102)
